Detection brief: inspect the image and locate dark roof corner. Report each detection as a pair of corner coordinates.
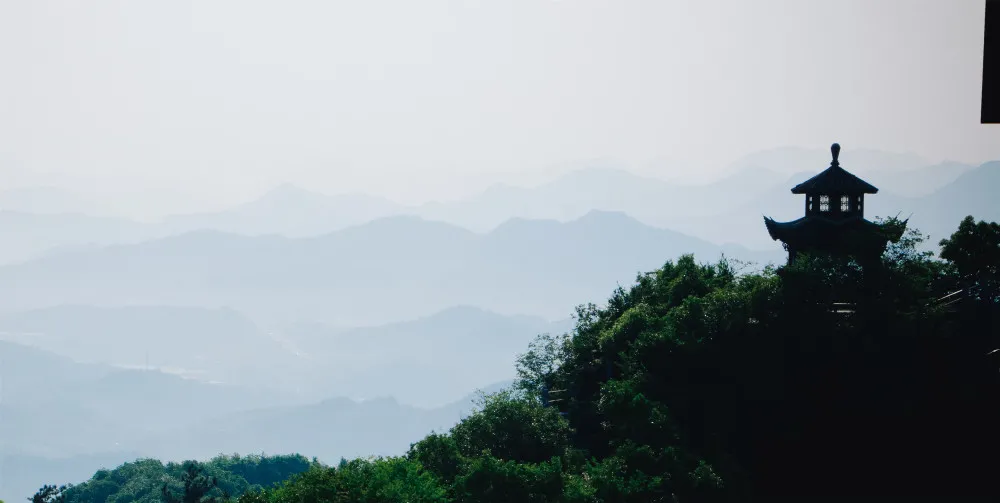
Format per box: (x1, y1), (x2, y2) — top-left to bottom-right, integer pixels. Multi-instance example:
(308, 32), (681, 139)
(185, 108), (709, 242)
(763, 216), (781, 241)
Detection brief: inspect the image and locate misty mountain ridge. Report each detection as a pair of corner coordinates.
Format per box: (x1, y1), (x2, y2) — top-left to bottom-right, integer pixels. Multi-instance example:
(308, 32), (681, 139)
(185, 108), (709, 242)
(0, 210), (166, 265)
(1, 337), (513, 455)
(160, 183), (405, 238)
(279, 305), (572, 407)
(0, 336), (514, 501)
(138, 380), (513, 464)
(411, 165), (791, 233)
(0, 305), (295, 387)
(0, 303), (565, 408)
(0, 148), (985, 267)
(0, 210), (782, 326)
(0, 341), (291, 458)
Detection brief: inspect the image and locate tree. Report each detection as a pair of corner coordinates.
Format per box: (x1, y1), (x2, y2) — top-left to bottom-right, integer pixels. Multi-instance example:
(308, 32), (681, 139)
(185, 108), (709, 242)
(450, 390), (571, 464)
(29, 485), (69, 503)
(516, 332), (573, 403)
(162, 462), (226, 503)
(940, 215), (1000, 303)
(453, 455), (564, 503)
(407, 433), (463, 486)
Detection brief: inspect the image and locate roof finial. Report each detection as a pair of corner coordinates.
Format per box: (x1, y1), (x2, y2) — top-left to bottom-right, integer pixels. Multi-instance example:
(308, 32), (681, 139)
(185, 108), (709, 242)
(831, 143), (841, 166)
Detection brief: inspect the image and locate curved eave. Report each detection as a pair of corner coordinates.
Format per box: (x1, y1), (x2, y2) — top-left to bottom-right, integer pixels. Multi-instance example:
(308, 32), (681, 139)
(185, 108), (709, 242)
(763, 215), (803, 241)
(764, 215), (905, 242)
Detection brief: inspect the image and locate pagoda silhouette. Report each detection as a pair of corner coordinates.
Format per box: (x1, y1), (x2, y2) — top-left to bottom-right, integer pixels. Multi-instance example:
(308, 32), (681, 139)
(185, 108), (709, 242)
(764, 143), (904, 265)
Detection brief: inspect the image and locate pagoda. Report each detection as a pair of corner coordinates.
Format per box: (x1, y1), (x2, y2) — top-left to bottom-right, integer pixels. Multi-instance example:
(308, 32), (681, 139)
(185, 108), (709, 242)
(763, 143), (903, 265)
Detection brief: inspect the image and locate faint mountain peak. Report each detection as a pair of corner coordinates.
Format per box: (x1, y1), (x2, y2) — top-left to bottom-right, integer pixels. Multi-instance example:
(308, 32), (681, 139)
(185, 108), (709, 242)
(423, 304), (495, 319)
(151, 228), (269, 245)
(487, 215), (561, 233)
(934, 160), (1000, 192)
(340, 214), (454, 231)
(359, 396), (402, 407)
(416, 305), (550, 327)
(546, 166), (660, 188)
(327, 214), (477, 243)
(487, 210), (655, 237)
(316, 396), (357, 408)
(186, 184), (405, 231)
(478, 182), (525, 196)
(570, 209), (645, 227)
(263, 182), (310, 196)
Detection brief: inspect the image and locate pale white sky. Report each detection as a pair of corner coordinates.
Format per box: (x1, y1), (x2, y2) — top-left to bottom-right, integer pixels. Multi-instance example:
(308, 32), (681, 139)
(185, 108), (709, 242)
(0, 0), (996, 208)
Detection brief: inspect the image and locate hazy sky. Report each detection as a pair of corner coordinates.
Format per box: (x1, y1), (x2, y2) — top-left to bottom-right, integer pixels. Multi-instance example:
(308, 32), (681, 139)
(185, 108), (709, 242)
(0, 0), (996, 208)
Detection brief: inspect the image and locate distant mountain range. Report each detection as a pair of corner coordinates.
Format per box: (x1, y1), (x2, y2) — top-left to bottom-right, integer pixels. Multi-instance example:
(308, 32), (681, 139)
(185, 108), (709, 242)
(411, 165), (788, 233)
(0, 304), (567, 408)
(0, 211), (782, 326)
(0, 338), (511, 502)
(276, 305), (573, 408)
(0, 305), (289, 381)
(0, 148), (985, 265)
(159, 184), (406, 238)
(137, 379), (512, 465)
(0, 341), (292, 458)
(7, 157), (991, 327)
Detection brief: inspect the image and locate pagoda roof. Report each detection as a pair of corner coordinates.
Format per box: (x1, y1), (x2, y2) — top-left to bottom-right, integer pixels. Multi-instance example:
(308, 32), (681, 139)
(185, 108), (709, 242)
(763, 214), (905, 249)
(764, 215), (880, 239)
(790, 144), (879, 195)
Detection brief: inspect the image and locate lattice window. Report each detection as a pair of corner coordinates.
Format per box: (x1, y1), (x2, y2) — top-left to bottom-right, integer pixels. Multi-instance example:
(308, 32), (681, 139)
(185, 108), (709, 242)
(819, 195), (830, 212)
(840, 195), (850, 212)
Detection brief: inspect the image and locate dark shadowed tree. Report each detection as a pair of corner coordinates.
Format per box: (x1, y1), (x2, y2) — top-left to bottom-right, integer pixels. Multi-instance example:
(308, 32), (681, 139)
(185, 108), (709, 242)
(940, 215), (1000, 303)
(29, 485), (69, 503)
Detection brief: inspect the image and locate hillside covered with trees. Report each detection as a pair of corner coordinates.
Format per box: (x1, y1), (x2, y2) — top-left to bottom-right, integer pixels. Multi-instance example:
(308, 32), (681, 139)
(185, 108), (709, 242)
(29, 455), (312, 503)
(33, 215), (1000, 502)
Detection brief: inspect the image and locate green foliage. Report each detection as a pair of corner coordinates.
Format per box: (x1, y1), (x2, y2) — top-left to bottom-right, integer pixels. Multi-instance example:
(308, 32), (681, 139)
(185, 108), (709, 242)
(450, 390), (571, 464)
(50, 455), (312, 503)
(407, 433), (463, 485)
(516, 333), (573, 402)
(245, 458), (448, 503)
(29, 485), (70, 503)
(161, 461), (225, 503)
(453, 456), (564, 503)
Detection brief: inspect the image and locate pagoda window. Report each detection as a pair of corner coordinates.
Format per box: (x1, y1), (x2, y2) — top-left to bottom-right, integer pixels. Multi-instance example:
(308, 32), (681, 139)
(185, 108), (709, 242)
(819, 195), (830, 212)
(808, 195), (814, 211)
(857, 195), (863, 212)
(840, 195), (850, 212)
